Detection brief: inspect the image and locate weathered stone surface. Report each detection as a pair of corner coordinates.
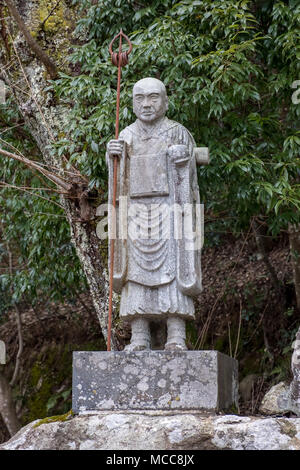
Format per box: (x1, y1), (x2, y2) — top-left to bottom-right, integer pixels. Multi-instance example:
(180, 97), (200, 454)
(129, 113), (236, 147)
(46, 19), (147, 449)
(277, 389), (300, 417)
(291, 326), (300, 405)
(1, 412), (300, 450)
(260, 382), (290, 415)
(72, 351), (238, 412)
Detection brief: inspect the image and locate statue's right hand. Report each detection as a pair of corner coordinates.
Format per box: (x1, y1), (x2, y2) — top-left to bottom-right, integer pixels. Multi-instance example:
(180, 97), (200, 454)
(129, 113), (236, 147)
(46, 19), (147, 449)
(107, 139), (124, 158)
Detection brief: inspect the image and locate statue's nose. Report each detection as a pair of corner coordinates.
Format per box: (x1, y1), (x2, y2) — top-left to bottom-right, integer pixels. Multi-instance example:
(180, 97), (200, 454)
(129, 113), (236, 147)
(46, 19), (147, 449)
(143, 97), (151, 107)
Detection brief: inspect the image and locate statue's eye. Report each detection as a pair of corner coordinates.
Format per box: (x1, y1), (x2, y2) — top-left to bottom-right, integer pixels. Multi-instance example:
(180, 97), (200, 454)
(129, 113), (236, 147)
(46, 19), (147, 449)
(135, 96), (144, 102)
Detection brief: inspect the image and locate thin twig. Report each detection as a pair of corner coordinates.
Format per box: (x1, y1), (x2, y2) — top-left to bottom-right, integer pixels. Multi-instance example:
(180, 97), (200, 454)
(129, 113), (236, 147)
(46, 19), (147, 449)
(0, 134), (29, 156)
(0, 123), (24, 135)
(228, 322), (232, 357)
(4, 78), (32, 97)
(195, 224), (252, 350)
(7, 31), (57, 141)
(0, 132), (80, 178)
(234, 296), (243, 359)
(6, 29), (88, 181)
(0, 182), (65, 209)
(0, 145), (72, 191)
(23, 211), (65, 218)
(0, 181), (68, 195)
(3, 30), (88, 182)
(246, 301), (269, 344)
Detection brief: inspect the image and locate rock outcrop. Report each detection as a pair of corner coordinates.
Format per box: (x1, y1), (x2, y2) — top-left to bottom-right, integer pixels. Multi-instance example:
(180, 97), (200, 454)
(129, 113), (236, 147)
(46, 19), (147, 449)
(1, 411), (300, 450)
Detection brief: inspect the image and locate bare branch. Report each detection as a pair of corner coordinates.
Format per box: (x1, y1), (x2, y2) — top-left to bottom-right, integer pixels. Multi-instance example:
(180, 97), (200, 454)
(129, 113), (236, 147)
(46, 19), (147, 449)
(0, 181), (65, 209)
(0, 180), (68, 195)
(0, 145), (72, 191)
(2, 31), (89, 183)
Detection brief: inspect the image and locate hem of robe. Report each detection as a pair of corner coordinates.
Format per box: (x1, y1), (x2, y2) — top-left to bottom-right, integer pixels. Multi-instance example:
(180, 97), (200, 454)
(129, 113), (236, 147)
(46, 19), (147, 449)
(119, 279), (195, 321)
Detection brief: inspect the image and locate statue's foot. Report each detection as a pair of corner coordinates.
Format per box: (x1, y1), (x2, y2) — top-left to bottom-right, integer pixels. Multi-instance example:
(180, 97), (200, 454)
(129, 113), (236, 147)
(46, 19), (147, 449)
(164, 341), (188, 351)
(124, 342), (150, 352)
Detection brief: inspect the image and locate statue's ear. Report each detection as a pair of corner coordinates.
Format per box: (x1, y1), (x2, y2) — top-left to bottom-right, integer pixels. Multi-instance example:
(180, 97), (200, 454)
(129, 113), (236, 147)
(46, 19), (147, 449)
(165, 96), (169, 111)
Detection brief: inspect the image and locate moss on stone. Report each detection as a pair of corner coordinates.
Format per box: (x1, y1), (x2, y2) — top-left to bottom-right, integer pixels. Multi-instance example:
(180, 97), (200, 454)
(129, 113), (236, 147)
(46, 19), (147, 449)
(25, 360), (53, 422)
(22, 341), (104, 425)
(33, 409), (74, 428)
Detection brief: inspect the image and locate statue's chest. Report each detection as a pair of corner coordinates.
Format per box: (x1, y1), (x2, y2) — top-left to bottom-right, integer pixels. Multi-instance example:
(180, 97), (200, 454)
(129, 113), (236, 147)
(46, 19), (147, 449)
(129, 134), (169, 156)
(128, 134), (171, 198)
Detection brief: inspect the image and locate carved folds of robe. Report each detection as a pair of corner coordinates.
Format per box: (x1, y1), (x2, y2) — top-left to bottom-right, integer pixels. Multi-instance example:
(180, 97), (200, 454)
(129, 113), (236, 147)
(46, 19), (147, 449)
(107, 117), (202, 321)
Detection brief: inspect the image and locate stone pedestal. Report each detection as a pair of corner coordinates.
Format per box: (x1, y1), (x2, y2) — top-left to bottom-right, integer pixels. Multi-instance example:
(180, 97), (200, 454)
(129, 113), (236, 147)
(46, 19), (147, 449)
(72, 351), (238, 413)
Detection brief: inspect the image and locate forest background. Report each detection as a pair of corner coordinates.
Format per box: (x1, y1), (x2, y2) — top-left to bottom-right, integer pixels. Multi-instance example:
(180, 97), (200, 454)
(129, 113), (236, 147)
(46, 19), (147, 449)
(0, 0), (299, 442)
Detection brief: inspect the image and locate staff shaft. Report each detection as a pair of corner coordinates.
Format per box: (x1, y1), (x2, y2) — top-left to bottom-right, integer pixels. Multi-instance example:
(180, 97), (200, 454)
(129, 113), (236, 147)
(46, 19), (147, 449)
(107, 32), (127, 351)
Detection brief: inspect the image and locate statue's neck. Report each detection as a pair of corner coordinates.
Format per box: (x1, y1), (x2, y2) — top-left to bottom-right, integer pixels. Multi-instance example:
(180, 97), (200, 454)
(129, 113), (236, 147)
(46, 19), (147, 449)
(136, 116), (166, 132)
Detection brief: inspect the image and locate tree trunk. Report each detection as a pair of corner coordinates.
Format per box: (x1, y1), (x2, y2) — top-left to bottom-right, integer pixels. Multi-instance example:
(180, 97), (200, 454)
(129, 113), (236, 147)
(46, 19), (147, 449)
(0, 0), (118, 348)
(0, 371), (21, 437)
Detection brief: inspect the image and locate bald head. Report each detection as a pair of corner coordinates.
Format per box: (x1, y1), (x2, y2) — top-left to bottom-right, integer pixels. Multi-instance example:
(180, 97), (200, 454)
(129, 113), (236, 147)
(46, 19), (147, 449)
(133, 78), (167, 97)
(133, 77), (168, 123)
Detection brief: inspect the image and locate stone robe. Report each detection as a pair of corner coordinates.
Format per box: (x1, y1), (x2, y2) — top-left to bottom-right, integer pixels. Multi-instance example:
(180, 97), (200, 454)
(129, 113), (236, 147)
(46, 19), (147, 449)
(107, 117), (202, 321)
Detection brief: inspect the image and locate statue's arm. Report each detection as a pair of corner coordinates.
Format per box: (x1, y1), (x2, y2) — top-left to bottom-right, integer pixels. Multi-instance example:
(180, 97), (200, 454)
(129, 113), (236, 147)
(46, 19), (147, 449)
(172, 126), (202, 296)
(106, 128), (129, 293)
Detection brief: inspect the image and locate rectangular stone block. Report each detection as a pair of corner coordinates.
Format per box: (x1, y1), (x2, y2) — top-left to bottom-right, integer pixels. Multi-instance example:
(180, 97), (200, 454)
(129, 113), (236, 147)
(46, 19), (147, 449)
(72, 351), (238, 413)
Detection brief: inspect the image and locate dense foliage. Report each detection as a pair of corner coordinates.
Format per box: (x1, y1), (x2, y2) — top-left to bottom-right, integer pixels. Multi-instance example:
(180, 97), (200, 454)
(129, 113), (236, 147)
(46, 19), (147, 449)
(0, 0), (299, 310)
(0, 98), (85, 313)
(54, 0), (300, 237)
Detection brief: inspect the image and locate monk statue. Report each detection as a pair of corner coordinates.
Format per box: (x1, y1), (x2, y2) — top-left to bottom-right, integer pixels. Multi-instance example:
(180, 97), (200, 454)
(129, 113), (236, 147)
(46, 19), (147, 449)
(106, 77), (206, 351)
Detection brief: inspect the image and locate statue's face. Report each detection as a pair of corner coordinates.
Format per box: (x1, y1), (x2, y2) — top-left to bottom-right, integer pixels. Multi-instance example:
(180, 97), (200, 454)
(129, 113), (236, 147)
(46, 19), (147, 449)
(133, 79), (168, 123)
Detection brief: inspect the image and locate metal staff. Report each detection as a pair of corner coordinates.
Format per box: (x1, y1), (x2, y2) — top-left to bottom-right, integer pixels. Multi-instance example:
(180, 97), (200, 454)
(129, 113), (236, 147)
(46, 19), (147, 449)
(107, 30), (132, 351)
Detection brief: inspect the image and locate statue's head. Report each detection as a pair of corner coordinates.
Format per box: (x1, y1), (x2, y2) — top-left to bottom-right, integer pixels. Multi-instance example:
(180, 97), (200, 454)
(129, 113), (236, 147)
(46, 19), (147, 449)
(133, 77), (168, 123)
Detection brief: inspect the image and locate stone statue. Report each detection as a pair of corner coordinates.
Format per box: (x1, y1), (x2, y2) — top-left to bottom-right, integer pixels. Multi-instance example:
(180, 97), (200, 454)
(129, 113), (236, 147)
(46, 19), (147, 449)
(277, 326), (300, 416)
(107, 77), (207, 351)
(290, 326), (300, 407)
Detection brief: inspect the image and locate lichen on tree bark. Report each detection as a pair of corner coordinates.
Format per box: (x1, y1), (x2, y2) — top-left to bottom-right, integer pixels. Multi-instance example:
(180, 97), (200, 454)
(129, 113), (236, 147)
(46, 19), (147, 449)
(0, 0), (119, 348)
